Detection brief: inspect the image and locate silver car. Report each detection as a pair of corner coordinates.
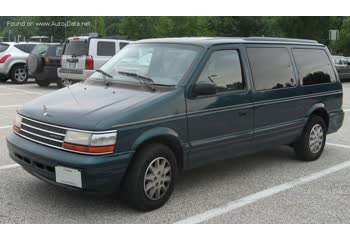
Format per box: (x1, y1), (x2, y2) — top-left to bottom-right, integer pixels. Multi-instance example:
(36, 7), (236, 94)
(0, 42), (38, 83)
(57, 34), (132, 87)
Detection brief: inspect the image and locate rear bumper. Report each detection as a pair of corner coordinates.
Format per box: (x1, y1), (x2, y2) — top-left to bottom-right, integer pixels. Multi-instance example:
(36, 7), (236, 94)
(57, 68), (94, 81)
(0, 63), (10, 75)
(31, 66), (59, 81)
(6, 132), (133, 192)
(328, 110), (344, 134)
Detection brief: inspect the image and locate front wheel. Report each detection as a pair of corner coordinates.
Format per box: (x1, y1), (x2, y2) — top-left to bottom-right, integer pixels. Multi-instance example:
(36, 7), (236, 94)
(294, 115), (327, 161)
(121, 143), (177, 211)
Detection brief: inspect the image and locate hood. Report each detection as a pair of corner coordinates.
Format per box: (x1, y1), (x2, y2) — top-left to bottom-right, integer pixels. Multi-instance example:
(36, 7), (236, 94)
(18, 83), (161, 130)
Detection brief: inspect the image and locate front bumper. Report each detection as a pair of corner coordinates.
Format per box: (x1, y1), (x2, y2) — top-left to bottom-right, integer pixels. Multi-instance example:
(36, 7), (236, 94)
(6, 132), (134, 192)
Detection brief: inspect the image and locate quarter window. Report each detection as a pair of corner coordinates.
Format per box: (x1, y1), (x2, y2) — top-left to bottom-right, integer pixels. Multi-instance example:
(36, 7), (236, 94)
(247, 47), (296, 90)
(197, 50), (244, 93)
(97, 41), (116, 56)
(292, 49), (336, 85)
(119, 42), (129, 50)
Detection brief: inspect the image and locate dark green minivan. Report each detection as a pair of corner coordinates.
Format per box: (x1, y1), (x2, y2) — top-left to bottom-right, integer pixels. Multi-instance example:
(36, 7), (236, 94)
(7, 37), (344, 211)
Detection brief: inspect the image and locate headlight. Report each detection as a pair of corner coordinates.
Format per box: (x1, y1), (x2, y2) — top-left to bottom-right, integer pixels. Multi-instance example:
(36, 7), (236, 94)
(13, 114), (22, 133)
(63, 130), (117, 154)
(64, 131), (91, 146)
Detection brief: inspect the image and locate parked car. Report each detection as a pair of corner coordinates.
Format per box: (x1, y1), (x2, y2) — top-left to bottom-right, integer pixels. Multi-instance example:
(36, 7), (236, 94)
(57, 34), (132, 87)
(0, 42), (39, 83)
(333, 55), (350, 81)
(7, 37), (344, 211)
(26, 43), (64, 87)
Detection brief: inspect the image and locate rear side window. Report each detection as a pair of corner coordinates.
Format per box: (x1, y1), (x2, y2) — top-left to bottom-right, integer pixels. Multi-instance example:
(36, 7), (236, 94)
(15, 44), (36, 53)
(119, 42), (129, 50)
(64, 40), (88, 56)
(197, 50), (244, 93)
(292, 49), (336, 85)
(247, 47), (296, 90)
(97, 41), (116, 56)
(0, 44), (9, 53)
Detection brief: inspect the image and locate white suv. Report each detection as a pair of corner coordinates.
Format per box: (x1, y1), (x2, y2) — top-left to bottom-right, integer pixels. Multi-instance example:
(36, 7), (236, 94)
(0, 42), (39, 83)
(57, 35), (132, 87)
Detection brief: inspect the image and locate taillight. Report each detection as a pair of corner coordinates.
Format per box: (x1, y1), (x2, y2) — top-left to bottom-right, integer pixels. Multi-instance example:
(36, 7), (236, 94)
(45, 57), (50, 65)
(0, 54), (11, 64)
(85, 55), (94, 70)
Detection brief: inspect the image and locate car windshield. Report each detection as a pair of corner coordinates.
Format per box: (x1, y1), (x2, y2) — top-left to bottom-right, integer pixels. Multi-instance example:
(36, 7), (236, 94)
(89, 43), (202, 86)
(31, 45), (49, 56)
(63, 40), (88, 56)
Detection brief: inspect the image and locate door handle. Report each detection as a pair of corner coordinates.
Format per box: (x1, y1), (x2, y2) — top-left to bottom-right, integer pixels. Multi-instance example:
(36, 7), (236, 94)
(238, 112), (247, 117)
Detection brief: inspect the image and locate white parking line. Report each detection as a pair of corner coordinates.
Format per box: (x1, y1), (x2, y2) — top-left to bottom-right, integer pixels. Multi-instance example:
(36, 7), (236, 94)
(175, 160), (350, 224)
(0, 164), (19, 171)
(0, 93), (32, 96)
(0, 125), (11, 129)
(0, 105), (22, 108)
(326, 142), (350, 149)
(175, 143), (350, 224)
(0, 87), (44, 96)
(344, 108), (350, 112)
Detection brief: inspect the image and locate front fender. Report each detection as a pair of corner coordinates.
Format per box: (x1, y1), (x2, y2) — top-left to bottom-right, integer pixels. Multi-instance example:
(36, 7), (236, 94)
(131, 127), (183, 151)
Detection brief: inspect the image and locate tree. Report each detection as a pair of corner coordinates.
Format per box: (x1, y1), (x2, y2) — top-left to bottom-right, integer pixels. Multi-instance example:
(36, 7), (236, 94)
(155, 17), (203, 37)
(118, 17), (156, 39)
(339, 17), (350, 55)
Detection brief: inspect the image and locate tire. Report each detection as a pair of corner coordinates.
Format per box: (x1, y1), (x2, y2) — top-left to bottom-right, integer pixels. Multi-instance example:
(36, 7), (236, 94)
(121, 143), (177, 211)
(56, 78), (75, 88)
(10, 65), (28, 84)
(35, 79), (51, 87)
(27, 54), (43, 74)
(294, 115), (327, 161)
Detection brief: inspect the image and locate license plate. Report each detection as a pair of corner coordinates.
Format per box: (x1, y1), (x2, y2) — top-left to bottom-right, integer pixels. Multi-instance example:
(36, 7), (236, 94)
(55, 166), (82, 188)
(68, 62), (76, 68)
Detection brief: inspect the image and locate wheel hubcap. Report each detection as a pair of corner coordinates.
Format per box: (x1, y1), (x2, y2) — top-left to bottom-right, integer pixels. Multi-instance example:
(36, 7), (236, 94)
(15, 68), (26, 82)
(309, 124), (324, 154)
(63, 80), (72, 87)
(144, 157), (172, 201)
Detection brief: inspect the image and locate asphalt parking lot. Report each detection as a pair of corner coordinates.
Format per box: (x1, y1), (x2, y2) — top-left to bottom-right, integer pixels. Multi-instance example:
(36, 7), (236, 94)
(0, 80), (350, 224)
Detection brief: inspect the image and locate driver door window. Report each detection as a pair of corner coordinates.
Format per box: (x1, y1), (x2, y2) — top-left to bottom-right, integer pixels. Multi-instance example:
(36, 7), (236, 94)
(197, 50), (244, 93)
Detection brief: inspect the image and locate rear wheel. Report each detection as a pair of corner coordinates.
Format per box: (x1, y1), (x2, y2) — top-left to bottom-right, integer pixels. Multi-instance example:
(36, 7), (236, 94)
(10, 65), (28, 84)
(294, 115), (327, 161)
(121, 143), (177, 211)
(35, 79), (51, 87)
(56, 78), (75, 88)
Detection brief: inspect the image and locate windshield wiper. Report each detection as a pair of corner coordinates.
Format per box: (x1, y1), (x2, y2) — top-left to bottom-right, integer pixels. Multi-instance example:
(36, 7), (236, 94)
(118, 71), (155, 91)
(96, 69), (113, 86)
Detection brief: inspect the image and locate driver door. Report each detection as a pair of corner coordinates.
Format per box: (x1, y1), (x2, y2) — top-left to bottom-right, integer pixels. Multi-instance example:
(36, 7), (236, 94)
(185, 45), (253, 169)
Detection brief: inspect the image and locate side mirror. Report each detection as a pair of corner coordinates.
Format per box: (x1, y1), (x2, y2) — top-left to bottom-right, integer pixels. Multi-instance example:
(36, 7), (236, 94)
(192, 82), (216, 97)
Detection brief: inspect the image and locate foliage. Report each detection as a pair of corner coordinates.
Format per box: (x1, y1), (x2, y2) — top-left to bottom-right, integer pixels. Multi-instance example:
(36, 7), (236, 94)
(1, 16), (350, 55)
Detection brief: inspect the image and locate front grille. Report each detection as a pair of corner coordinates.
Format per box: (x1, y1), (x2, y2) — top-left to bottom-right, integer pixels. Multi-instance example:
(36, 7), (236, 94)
(18, 117), (67, 150)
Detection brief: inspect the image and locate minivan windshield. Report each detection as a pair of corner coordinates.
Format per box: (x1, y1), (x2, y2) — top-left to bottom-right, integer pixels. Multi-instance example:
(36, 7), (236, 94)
(89, 43), (202, 86)
(63, 40), (88, 56)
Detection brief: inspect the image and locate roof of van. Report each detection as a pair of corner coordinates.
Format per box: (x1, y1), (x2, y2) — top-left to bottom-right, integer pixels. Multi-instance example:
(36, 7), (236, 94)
(136, 37), (324, 47)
